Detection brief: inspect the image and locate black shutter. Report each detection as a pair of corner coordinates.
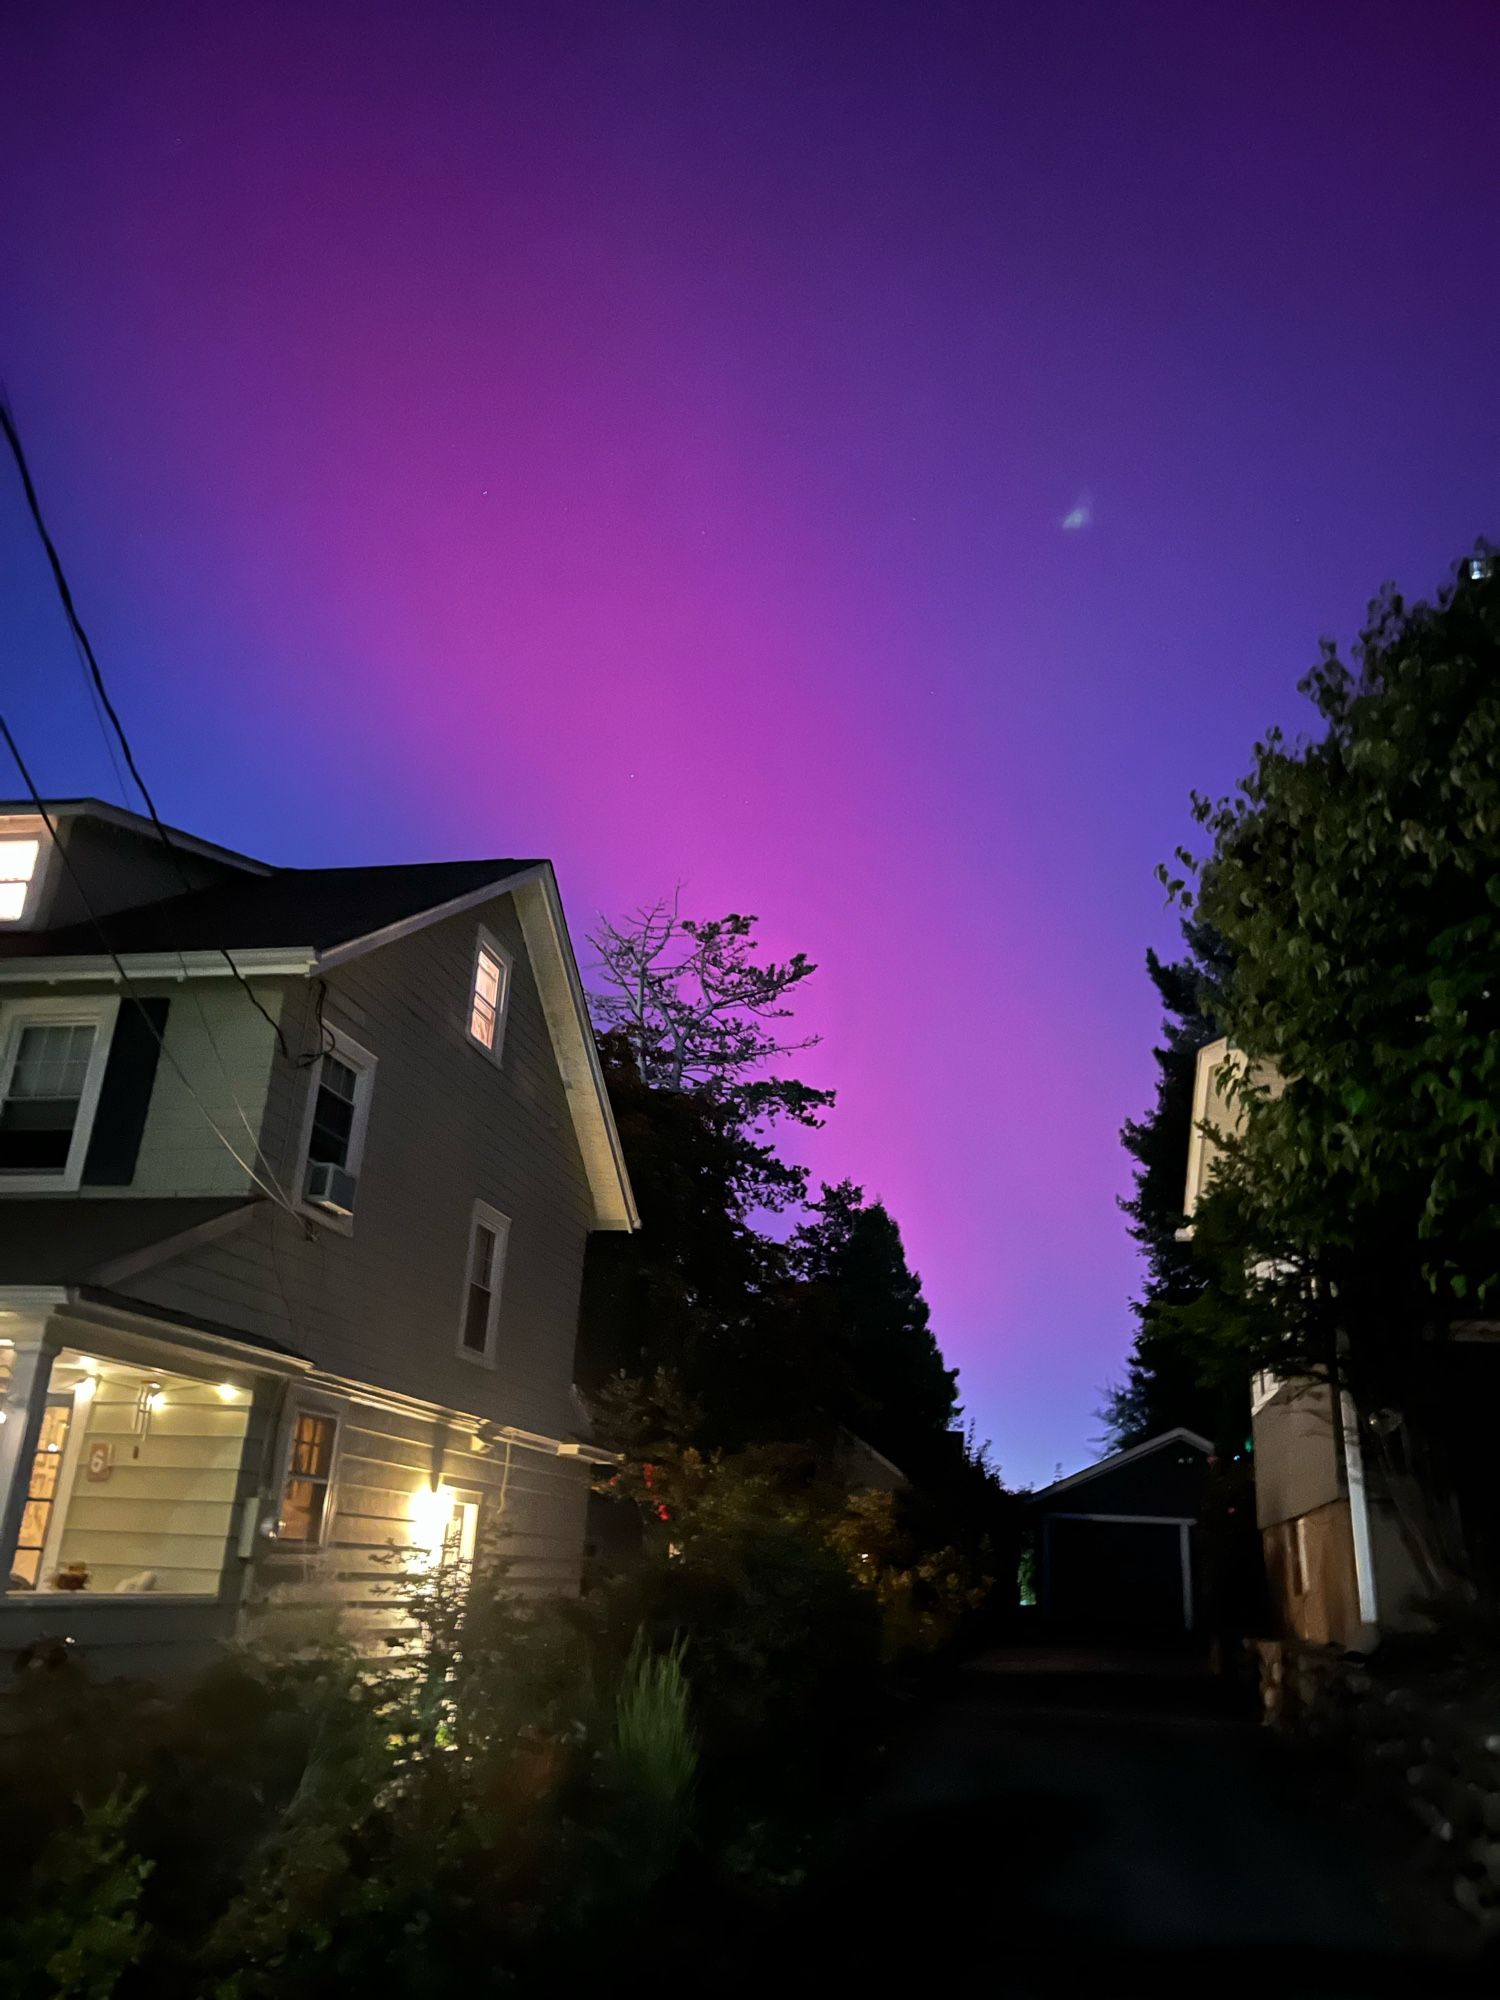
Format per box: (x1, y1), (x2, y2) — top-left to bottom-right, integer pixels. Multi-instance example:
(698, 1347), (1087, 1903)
(82, 998), (170, 1186)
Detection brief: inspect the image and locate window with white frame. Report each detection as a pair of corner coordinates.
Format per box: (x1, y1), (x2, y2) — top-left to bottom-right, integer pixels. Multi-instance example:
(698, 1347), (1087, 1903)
(299, 1031), (376, 1219)
(466, 928), (512, 1060)
(275, 1409), (339, 1547)
(459, 1201), (509, 1363)
(0, 998), (118, 1188)
(0, 818), (49, 925)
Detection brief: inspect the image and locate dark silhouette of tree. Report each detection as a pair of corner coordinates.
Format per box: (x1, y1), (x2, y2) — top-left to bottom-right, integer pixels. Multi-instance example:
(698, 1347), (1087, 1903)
(1102, 935), (1245, 1452)
(791, 1179), (959, 1475)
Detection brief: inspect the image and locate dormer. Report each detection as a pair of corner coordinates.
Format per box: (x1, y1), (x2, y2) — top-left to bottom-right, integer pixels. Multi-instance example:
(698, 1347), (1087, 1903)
(0, 800), (269, 936)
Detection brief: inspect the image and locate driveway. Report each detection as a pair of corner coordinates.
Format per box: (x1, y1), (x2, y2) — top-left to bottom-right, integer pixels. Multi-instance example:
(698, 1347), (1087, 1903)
(765, 1641), (1483, 1998)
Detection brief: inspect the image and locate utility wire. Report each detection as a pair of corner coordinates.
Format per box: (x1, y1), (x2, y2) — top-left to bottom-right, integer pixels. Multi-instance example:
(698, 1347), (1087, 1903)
(0, 397), (291, 1061)
(0, 714), (307, 1224)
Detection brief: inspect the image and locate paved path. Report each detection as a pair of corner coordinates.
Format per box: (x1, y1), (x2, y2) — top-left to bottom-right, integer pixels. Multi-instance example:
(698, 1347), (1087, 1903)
(763, 1643), (1483, 1997)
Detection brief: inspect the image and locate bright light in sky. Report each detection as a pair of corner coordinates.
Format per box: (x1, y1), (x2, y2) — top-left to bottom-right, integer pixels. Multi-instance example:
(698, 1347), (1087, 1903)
(1062, 494), (1093, 532)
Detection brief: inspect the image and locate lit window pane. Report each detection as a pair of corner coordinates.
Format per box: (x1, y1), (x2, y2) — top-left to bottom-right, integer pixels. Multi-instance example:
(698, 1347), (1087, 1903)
(469, 946), (505, 1050)
(0, 884), (25, 922)
(279, 1412), (337, 1546)
(0, 839), (39, 884)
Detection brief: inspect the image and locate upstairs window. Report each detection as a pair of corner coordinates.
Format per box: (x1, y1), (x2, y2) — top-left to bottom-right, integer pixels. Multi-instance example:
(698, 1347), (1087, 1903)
(299, 1032), (376, 1224)
(459, 1200), (509, 1365)
(0, 999), (118, 1189)
(309, 1055), (360, 1167)
(467, 927), (512, 1061)
(0, 835), (41, 923)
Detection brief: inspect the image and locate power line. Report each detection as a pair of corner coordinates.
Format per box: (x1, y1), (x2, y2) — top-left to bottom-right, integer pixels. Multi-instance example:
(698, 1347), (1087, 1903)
(0, 396), (292, 1061)
(0, 714), (307, 1225)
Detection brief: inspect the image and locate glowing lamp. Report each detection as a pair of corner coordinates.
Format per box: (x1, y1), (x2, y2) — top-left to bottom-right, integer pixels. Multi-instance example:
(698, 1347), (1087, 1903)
(409, 1482), (456, 1550)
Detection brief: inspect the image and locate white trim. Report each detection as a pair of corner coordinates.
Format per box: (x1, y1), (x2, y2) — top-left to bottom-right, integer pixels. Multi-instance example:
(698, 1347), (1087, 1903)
(514, 871), (638, 1231)
(0, 950), (311, 985)
(295, 1028), (377, 1235)
(1184, 1036), (1234, 1218)
(313, 865), (543, 972)
(1033, 1426), (1214, 1502)
(465, 926), (513, 1065)
(457, 1200), (510, 1368)
(1340, 1388), (1380, 1629)
(1179, 1521), (1195, 1630)
(0, 994), (121, 1192)
(1250, 1367), (1283, 1416)
(1044, 1510), (1199, 1525)
(54, 1296), (311, 1379)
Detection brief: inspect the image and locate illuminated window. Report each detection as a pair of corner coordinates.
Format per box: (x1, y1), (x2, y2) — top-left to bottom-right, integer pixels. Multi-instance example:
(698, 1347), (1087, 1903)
(277, 1411), (339, 1547)
(459, 1200), (509, 1364)
(0, 837), (41, 923)
(0, 999), (117, 1187)
(466, 927), (511, 1059)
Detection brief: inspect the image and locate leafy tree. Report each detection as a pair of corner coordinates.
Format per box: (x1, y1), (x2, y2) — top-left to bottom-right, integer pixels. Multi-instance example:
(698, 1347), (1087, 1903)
(591, 900), (833, 1203)
(1165, 551), (1500, 1592)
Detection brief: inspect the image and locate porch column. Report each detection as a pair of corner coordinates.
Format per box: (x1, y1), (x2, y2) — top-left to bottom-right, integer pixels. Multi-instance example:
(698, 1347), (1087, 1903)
(0, 1342), (53, 1582)
(1178, 1520), (1195, 1631)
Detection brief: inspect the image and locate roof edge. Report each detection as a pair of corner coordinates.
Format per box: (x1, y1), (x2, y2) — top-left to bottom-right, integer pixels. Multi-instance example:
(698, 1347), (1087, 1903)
(1033, 1425), (1214, 1502)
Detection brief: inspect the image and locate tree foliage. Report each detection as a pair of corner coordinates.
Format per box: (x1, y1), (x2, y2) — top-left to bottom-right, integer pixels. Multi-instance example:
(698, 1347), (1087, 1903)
(790, 1179), (959, 1474)
(581, 899), (1013, 1592)
(591, 900), (834, 1185)
(1103, 937), (1243, 1451)
(1159, 551), (1500, 1587)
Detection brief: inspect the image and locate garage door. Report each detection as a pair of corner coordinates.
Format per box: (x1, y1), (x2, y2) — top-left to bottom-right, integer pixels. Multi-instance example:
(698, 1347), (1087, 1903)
(1044, 1516), (1188, 1635)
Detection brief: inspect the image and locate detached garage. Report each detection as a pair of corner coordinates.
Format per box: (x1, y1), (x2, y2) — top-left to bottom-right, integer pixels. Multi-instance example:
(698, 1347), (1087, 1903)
(1031, 1428), (1213, 1637)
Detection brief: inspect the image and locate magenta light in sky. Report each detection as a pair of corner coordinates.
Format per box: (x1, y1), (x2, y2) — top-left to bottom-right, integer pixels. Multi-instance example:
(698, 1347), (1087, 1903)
(2, 2), (1498, 1484)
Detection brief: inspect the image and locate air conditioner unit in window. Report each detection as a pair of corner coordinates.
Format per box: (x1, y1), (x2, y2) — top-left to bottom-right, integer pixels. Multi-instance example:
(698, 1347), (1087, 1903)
(305, 1161), (358, 1215)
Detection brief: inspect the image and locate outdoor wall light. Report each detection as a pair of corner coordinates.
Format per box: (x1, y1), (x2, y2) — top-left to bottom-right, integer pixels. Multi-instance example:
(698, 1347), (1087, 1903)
(409, 1481), (456, 1552)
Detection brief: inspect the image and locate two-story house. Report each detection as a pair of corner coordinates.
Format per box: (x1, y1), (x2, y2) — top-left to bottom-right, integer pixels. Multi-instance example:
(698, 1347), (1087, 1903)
(0, 799), (637, 1679)
(1184, 1038), (1424, 1651)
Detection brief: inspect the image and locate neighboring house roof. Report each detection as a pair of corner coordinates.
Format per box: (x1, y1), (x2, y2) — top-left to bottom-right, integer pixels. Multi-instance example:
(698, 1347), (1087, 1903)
(0, 1198), (256, 1286)
(1030, 1426), (1214, 1505)
(0, 859), (540, 958)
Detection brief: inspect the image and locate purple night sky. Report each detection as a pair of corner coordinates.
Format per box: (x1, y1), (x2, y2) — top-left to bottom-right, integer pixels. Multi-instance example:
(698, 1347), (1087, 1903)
(2, 3), (1496, 1485)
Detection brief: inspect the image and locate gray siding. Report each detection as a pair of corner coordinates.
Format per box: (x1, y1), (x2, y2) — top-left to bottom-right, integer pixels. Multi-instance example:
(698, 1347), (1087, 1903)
(132, 890), (595, 1442)
(1253, 1381), (1345, 1527)
(253, 1398), (591, 1651)
(0, 975), (277, 1201)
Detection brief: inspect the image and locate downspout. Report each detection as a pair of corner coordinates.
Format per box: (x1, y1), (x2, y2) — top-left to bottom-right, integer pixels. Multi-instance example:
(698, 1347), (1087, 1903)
(1339, 1388), (1380, 1635)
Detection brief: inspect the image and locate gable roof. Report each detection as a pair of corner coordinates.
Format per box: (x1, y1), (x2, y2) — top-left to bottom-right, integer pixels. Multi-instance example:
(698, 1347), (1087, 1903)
(1031, 1426), (1214, 1503)
(0, 801), (637, 1233)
